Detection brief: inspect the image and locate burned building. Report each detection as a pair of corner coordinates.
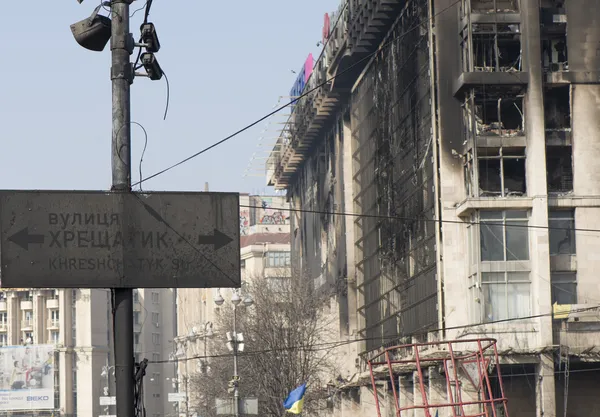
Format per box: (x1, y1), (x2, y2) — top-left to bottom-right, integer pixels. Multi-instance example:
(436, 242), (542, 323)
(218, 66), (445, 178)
(267, 0), (600, 416)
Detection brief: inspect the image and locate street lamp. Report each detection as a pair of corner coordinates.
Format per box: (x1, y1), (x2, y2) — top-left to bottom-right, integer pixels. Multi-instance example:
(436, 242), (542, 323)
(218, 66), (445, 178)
(101, 364), (115, 416)
(214, 287), (254, 417)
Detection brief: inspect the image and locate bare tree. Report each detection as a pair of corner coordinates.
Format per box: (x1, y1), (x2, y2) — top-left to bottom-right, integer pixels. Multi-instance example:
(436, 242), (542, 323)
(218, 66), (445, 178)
(189, 270), (338, 417)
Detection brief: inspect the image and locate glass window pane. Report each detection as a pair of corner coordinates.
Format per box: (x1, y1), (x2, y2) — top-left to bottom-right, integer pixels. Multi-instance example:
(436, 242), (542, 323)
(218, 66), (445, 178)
(505, 210), (528, 219)
(482, 272), (505, 283)
(551, 272), (577, 304)
(481, 211), (503, 220)
(507, 272), (530, 282)
(507, 283), (531, 318)
(506, 220), (529, 260)
(484, 283), (506, 322)
(549, 212), (576, 255)
(480, 222), (504, 261)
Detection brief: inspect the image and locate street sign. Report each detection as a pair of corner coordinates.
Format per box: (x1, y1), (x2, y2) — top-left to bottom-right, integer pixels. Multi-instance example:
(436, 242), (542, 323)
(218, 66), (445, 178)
(168, 392), (187, 402)
(0, 190), (241, 288)
(216, 397), (258, 415)
(99, 396), (116, 406)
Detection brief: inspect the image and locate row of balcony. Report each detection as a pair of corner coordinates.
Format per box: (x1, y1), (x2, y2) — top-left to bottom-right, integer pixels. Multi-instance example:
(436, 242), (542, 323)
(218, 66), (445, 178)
(0, 319), (60, 331)
(0, 298), (60, 311)
(267, 0), (405, 189)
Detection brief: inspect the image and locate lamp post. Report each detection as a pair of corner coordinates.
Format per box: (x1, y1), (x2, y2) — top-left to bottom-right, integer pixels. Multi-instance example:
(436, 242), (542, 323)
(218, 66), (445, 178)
(214, 287), (254, 417)
(101, 363), (115, 416)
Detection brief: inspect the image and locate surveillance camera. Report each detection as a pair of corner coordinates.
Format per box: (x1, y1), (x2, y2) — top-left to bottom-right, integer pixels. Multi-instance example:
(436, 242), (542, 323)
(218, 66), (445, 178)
(141, 53), (163, 81)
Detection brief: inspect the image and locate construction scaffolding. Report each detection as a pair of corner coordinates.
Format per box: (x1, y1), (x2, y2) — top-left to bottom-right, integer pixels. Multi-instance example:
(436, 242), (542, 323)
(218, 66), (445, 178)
(351, 0), (437, 352)
(368, 338), (509, 417)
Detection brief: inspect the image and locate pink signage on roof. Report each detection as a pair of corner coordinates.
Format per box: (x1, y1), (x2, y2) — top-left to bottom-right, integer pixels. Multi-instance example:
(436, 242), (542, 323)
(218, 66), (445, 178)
(304, 54), (314, 83)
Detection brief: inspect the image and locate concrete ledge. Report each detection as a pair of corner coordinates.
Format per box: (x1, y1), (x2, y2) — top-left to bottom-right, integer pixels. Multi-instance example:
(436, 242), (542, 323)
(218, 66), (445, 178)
(549, 196), (600, 207)
(454, 197), (534, 217)
(454, 71), (529, 98)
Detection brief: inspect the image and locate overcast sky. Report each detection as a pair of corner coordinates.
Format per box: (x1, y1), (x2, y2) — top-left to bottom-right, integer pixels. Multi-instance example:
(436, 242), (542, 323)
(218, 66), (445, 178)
(0, 0), (339, 194)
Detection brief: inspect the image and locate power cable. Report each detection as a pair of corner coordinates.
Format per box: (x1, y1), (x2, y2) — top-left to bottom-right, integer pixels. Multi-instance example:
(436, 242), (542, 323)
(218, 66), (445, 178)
(238, 204), (600, 235)
(131, 0), (464, 188)
(148, 305), (599, 364)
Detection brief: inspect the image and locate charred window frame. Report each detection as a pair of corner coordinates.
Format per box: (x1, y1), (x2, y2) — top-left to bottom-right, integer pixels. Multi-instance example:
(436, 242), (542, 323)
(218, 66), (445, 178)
(544, 85), (571, 130)
(463, 23), (521, 72)
(549, 210), (576, 255)
(468, 210), (531, 323)
(464, 92), (525, 137)
(470, 0), (519, 13)
(546, 146), (573, 194)
(541, 1), (568, 72)
(548, 209), (577, 305)
(477, 147), (526, 197)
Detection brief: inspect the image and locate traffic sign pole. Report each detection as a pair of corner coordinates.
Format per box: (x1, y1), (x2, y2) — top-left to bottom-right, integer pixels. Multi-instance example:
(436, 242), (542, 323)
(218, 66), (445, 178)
(110, 0), (134, 416)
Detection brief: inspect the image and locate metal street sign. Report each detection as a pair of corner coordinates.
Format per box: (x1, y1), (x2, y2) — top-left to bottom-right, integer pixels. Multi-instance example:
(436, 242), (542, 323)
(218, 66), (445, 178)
(0, 190), (241, 288)
(168, 392), (187, 402)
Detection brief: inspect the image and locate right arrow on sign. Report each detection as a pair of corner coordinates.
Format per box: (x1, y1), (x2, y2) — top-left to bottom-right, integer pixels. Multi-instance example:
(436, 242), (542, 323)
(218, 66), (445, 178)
(197, 229), (233, 251)
(8, 227), (45, 251)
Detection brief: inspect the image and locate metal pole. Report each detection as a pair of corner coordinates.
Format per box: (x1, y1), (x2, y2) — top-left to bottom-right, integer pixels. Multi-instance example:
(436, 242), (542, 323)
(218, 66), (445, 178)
(185, 342), (190, 417)
(111, 0), (134, 416)
(233, 305), (239, 417)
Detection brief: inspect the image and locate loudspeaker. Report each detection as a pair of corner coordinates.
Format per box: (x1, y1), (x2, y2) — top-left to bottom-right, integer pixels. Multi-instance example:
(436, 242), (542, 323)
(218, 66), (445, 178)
(70, 5), (111, 52)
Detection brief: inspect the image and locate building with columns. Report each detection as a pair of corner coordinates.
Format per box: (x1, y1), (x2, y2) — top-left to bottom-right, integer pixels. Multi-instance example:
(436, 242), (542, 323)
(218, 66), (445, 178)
(0, 288), (175, 417)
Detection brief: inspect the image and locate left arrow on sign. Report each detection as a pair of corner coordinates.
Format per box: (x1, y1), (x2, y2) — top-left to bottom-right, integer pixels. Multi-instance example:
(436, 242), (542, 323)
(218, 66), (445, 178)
(8, 227), (45, 251)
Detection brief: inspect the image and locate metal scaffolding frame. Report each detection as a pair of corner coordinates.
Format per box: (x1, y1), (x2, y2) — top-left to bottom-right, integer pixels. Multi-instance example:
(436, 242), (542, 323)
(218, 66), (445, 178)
(368, 338), (510, 417)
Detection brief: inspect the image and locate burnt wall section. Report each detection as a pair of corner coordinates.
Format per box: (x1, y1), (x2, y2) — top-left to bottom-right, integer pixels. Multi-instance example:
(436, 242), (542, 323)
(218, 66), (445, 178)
(289, 117), (352, 330)
(352, 0), (437, 353)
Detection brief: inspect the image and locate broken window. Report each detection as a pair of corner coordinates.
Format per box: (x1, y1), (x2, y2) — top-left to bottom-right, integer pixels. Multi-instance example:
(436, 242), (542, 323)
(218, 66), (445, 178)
(478, 147), (526, 197)
(549, 210), (576, 255)
(542, 36), (568, 72)
(470, 23), (521, 72)
(551, 272), (577, 305)
(546, 146), (573, 193)
(544, 86), (571, 129)
(472, 93), (524, 135)
(471, 0), (519, 13)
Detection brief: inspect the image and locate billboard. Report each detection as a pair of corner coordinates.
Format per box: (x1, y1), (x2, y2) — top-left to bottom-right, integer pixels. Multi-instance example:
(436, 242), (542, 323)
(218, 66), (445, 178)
(0, 345), (54, 410)
(289, 53), (314, 106)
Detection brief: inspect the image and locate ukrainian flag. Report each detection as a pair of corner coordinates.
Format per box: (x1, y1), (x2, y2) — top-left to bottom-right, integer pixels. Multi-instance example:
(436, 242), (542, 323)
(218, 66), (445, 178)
(284, 383), (307, 414)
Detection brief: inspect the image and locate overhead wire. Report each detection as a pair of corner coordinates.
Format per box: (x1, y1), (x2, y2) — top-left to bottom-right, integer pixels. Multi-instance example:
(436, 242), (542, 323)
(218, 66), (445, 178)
(238, 204), (600, 235)
(131, 0), (464, 188)
(148, 305), (600, 364)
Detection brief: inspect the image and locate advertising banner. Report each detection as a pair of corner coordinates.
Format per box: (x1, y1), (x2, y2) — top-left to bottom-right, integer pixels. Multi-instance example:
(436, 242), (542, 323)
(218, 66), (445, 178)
(0, 345), (54, 410)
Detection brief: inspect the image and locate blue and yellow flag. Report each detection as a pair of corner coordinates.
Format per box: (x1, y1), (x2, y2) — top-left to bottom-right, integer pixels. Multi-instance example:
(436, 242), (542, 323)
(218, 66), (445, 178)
(284, 383), (307, 414)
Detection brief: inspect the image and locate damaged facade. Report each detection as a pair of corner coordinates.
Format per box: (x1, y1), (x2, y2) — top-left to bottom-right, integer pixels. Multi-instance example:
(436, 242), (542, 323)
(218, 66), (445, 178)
(267, 0), (600, 416)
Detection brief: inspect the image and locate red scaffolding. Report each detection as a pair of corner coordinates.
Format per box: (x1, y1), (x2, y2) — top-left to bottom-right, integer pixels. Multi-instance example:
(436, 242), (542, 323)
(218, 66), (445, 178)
(368, 338), (509, 417)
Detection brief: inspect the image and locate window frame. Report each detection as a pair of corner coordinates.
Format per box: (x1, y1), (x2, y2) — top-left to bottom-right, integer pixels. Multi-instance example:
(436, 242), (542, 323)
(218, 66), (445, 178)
(265, 251), (291, 268)
(469, 210), (532, 323)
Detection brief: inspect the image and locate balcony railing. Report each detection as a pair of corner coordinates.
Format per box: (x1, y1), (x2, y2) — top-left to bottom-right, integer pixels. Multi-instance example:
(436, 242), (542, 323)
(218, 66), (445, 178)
(20, 301), (33, 310)
(46, 299), (59, 309)
(21, 320), (33, 330)
(0, 323), (8, 332)
(47, 319), (60, 329)
(0, 301), (7, 311)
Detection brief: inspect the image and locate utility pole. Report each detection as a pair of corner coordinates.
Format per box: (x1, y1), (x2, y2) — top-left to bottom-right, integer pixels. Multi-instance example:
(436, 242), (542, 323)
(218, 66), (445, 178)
(111, 1), (134, 416)
(233, 307), (240, 417)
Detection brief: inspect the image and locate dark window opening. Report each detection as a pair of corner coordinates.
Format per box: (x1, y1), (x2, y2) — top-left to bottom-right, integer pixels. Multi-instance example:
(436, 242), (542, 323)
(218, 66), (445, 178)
(549, 210), (576, 255)
(544, 86), (571, 130)
(542, 37), (568, 72)
(474, 95), (524, 135)
(478, 147), (526, 197)
(546, 146), (573, 193)
(551, 272), (577, 305)
(471, 0), (519, 13)
(471, 24), (521, 72)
